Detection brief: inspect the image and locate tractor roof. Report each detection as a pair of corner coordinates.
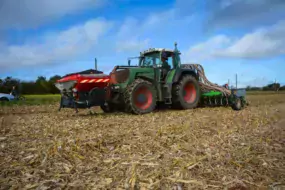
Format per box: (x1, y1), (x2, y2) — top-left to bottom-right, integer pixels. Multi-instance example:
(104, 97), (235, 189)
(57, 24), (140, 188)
(140, 48), (181, 56)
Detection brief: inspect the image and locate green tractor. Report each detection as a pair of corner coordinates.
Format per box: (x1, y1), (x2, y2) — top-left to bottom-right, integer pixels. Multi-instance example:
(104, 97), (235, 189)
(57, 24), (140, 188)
(102, 43), (202, 114)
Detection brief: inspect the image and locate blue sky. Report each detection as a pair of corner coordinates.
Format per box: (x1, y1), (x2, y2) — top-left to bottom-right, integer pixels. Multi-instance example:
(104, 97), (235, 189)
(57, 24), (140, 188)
(0, 0), (285, 87)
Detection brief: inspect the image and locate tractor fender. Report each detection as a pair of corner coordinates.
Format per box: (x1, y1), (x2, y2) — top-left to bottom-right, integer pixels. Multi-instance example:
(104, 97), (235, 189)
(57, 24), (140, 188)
(173, 69), (198, 83)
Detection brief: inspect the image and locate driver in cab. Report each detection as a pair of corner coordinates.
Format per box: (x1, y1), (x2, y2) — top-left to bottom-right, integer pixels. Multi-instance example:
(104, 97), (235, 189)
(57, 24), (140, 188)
(161, 51), (171, 79)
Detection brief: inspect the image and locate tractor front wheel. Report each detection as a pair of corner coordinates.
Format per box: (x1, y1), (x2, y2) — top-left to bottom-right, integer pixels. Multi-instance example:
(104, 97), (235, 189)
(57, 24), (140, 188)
(172, 75), (200, 109)
(124, 78), (157, 114)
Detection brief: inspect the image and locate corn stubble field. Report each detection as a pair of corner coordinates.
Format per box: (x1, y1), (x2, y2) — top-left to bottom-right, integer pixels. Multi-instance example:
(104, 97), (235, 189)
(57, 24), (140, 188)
(0, 93), (285, 190)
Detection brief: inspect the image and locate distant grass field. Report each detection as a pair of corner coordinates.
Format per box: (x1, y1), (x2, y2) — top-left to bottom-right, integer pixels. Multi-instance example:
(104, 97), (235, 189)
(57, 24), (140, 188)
(0, 91), (284, 106)
(246, 90), (285, 95)
(0, 94), (61, 106)
(25, 94), (61, 100)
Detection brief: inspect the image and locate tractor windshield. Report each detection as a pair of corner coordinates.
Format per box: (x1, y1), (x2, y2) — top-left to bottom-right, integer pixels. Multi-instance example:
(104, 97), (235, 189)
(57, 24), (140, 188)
(139, 52), (160, 67)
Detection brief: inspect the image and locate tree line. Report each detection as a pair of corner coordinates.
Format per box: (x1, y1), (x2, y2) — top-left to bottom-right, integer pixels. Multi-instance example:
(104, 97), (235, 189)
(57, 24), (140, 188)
(246, 83), (285, 91)
(0, 76), (284, 95)
(0, 76), (62, 95)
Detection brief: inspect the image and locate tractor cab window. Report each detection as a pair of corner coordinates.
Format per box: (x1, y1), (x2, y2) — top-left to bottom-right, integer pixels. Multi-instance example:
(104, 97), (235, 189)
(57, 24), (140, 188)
(167, 56), (173, 69)
(139, 53), (160, 67)
(144, 56), (154, 66)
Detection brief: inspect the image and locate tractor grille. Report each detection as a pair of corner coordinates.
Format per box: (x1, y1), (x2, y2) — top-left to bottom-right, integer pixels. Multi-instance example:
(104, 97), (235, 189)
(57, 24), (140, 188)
(110, 69), (130, 84)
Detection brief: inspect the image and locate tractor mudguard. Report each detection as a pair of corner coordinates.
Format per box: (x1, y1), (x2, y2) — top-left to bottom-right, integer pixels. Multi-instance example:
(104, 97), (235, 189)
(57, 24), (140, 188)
(160, 68), (198, 104)
(165, 69), (176, 84)
(172, 69), (198, 83)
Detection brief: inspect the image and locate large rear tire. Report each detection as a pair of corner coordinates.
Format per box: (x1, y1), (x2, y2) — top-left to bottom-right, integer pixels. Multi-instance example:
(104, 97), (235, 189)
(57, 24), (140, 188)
(124, 78), (157, 114)
(172, 75), (200, 109)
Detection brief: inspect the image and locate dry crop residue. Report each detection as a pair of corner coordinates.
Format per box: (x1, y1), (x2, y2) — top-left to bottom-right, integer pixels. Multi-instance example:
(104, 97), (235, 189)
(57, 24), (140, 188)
(0, 94), (285, 189)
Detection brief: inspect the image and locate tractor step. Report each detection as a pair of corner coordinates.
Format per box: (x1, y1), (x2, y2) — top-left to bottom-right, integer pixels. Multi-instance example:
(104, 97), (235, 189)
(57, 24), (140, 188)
(164, 97), (172, 104)
(163, 84), (172, 104)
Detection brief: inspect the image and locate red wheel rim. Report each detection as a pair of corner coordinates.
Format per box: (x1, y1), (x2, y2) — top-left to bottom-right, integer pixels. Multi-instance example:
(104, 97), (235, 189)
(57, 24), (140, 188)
(183, 82), (197, 103)
(134, 86), (153, 110)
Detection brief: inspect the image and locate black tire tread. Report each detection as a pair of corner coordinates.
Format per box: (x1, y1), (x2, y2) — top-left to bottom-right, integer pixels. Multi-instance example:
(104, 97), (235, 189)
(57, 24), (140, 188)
(172, 75), (200, 109)
(123, 78), (157, 114)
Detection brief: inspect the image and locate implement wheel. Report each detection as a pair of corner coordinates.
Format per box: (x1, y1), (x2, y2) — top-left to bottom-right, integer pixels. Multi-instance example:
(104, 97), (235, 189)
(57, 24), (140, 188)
(100, 103), (116, 113)
(231, 97), (242, 111)
(172, 75), (200, 109)
(124, 78), (157, 114)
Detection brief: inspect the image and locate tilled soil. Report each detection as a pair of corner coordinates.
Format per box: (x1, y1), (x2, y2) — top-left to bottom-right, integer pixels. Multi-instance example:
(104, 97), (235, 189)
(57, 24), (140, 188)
(0, 94), (285, 189)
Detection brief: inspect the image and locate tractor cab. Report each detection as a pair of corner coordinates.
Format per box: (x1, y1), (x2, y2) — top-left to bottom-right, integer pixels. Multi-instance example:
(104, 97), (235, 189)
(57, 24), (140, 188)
(139, 43), (181, 67)
(138, 43), (181, 82)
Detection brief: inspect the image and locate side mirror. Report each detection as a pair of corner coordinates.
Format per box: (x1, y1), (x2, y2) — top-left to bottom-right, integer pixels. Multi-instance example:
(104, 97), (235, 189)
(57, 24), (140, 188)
(128, 60), (131, 66)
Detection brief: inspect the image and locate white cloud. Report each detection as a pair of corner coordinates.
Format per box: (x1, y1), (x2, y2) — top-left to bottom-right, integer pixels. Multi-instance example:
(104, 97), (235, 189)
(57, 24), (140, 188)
(175, 0), (285, 29)
(116, 39), (150, 53)
(0, 7), (195, 73)
(212, 0), (285, 28)
(0, 18), (113, 71)
(183, 35), (231, 62)
(239, 77), (271, 88)
(116, 9), (179, 38)
(115, 9), (194, 53)
(216, 20), (285, 58)
(0, 0), (106, 29)
(183, 20), (285, 61)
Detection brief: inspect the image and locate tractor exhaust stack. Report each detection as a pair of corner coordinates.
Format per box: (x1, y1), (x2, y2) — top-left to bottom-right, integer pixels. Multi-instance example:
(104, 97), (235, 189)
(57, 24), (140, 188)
(95, 58), (98, 70)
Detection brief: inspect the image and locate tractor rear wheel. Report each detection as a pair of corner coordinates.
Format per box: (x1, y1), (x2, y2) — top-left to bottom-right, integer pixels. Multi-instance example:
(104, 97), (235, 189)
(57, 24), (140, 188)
(124, 78), (157, 114)
(172, 75), (200, 109)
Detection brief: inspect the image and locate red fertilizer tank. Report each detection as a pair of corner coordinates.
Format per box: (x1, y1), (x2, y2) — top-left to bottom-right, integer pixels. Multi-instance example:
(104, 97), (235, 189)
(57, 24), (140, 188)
(55, 58), (111, 111)
(56, 69), (110, 92)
